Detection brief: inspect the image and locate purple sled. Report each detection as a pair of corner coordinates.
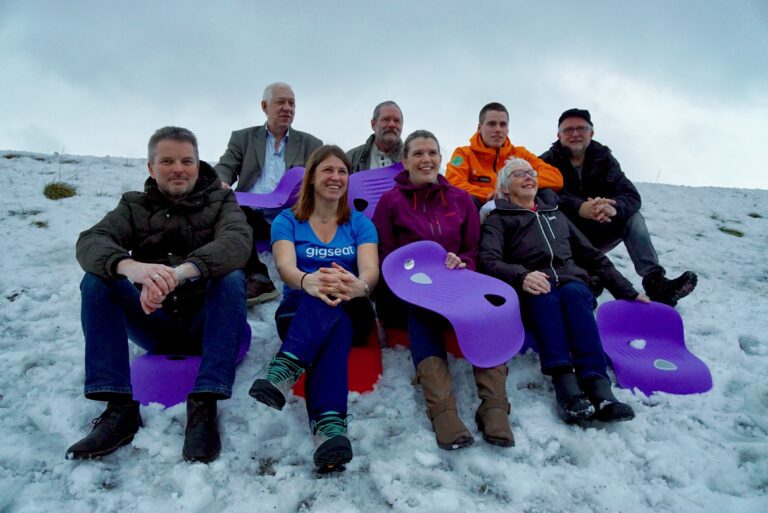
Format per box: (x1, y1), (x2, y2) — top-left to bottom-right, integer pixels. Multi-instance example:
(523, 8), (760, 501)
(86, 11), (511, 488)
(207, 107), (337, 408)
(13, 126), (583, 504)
(596, 300), (712, 395)
(130, 323), (252, 407)
(382, 240), (524, 368)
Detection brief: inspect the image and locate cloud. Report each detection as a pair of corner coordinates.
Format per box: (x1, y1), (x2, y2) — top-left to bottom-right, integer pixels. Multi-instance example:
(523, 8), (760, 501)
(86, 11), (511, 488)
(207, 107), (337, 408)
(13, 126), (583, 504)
(1, 0), (766, 188)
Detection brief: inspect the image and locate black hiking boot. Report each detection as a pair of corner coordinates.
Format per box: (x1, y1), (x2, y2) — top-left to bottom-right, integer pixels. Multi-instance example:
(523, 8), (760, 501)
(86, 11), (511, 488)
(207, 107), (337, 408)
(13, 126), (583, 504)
(552, 373), (595, 423)
(643, 270), (697, 307)
(249, 352), (305, 410)
(580, 376), (635, 423)
(66, 400), (142, 459)
(312, 412), (352, 473)
(183, 395), (220, 463)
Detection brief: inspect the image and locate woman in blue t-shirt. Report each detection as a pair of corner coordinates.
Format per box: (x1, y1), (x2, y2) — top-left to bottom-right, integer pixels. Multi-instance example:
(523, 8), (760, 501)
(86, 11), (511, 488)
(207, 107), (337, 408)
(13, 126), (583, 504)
(249, 145), (379, 473)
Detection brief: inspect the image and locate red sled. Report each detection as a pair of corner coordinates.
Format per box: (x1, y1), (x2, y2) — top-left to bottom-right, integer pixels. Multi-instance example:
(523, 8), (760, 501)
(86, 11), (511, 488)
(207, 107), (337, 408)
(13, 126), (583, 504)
(292, 325), (382, 398)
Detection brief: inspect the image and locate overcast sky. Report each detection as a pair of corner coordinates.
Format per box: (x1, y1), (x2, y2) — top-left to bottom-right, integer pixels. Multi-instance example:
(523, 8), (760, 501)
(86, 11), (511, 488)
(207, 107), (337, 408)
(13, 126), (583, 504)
(2, 0), (766, 189)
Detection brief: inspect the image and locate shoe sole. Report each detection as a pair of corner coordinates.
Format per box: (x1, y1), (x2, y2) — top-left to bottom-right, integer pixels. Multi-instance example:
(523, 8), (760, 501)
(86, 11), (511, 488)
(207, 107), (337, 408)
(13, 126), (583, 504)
(248, 379), (286, 410)
(65, 433), (136, 460)
(183, 447), (221, 463)
(314, 436), (353, 471)
(481, 433), (515, 447)
(667, 273), (698, 305)
(594, 404), (636, 423)
(247, 288), (280, 306)
(436, 435), (475, 451)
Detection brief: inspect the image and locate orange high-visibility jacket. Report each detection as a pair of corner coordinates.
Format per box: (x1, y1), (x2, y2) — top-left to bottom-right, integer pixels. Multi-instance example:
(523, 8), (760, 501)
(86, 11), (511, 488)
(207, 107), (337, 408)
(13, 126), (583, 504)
(446, 132), (563, 202)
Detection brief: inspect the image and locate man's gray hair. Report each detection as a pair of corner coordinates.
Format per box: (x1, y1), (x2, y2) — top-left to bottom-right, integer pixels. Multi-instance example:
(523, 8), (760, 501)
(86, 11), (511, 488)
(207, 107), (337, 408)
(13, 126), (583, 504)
(262, 82), (294, 103)
(372, 100), (402, 121)
(496, 158), (532, 197)
(147, 126), (199, 162)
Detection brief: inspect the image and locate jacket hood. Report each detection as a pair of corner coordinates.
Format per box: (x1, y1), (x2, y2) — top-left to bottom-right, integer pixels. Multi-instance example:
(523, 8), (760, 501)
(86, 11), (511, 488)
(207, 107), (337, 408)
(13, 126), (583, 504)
(469, 131), (512, 156)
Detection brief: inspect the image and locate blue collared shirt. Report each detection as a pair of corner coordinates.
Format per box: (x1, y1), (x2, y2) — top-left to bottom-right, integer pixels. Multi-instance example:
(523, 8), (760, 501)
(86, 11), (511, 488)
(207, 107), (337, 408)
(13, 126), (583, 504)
(248, 125), (289, 194)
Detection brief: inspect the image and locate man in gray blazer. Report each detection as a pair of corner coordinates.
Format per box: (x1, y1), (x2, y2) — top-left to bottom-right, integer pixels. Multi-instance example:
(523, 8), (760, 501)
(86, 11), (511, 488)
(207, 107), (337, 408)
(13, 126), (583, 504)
(215, 82), (322, 305)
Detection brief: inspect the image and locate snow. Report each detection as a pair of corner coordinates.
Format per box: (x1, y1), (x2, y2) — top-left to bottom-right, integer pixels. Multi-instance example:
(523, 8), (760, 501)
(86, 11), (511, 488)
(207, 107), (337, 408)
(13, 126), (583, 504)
(1, 150), (767, 513)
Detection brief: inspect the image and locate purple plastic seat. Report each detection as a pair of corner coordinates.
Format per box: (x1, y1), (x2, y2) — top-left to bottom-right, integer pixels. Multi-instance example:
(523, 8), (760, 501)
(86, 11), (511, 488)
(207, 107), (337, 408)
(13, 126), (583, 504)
(347, 162), (403, 218)
(382, 240), (524, 368)
(235, 166), (305, 253)
(130, 323), (252, 407)
(234, 166), (305, 209)
(596, 300), (712, 395)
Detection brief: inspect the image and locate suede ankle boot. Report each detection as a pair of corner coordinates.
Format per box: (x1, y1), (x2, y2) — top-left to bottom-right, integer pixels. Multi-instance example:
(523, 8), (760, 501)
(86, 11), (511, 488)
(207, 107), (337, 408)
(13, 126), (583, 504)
(473, 365), (514, 447)
(183, 395), (221, 463)
(417, 356), (474, 450)
(66, 400), (142, 460)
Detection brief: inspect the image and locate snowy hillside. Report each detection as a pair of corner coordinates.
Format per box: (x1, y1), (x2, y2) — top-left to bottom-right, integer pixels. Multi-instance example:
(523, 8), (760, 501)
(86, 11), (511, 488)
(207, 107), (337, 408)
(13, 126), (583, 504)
(0, 151), (766, 513)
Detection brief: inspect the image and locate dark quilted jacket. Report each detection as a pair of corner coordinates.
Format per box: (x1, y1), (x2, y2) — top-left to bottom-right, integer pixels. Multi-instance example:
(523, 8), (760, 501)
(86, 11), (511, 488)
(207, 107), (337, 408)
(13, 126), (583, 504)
(76, 161), (252, 316)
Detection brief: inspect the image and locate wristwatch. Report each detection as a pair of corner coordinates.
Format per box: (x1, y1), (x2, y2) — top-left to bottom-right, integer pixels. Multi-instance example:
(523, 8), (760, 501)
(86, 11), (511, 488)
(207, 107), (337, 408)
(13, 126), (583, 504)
(361, 279), (370, 297)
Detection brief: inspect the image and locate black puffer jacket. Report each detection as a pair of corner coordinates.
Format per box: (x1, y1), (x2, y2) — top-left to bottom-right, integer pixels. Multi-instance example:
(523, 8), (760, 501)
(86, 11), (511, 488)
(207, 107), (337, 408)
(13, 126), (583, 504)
(539, 140), (641, 246)
(76, 161), (252, 316)
(478, 195), (637, 300)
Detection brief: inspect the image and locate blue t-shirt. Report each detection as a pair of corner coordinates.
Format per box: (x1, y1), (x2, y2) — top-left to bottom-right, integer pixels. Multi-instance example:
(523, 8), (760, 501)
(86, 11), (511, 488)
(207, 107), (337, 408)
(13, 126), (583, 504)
(271, 209), (378, 297)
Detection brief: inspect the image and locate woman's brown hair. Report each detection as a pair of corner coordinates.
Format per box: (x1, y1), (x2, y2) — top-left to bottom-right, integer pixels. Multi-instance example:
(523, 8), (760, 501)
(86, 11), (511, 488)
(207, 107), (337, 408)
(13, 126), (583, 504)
(292, 145), (352, 223)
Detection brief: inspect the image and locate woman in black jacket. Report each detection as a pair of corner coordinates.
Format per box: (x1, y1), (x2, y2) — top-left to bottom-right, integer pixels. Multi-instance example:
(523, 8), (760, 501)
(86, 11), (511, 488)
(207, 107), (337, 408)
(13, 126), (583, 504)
(479, 158), (648, 423)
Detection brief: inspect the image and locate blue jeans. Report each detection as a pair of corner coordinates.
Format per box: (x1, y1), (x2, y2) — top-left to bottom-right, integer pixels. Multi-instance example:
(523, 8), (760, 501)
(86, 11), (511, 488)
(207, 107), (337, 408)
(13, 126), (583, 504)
(598, 211), (664, 278)
(522, 280), (608, 380)
(408, 305), (451, 368)
(80, 270), (246, 400)
(275, 292), (353, 423)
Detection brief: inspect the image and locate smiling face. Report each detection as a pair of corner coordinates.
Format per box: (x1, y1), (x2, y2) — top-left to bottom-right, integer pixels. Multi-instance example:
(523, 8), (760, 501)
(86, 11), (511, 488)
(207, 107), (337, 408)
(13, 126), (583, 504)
(312, 155), (349, 203)
(557, 116), (594, 155)
(262, 84), (296, 134)
(404, 137), (442, 185)
(478, 110), (509, 148)
(147, 139), (199, 200)
(504, 161), (538, 206)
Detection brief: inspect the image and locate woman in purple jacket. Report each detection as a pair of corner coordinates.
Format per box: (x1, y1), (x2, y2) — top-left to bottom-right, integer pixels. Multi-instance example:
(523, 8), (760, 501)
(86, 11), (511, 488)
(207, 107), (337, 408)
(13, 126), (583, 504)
(373, 130), (514, 450)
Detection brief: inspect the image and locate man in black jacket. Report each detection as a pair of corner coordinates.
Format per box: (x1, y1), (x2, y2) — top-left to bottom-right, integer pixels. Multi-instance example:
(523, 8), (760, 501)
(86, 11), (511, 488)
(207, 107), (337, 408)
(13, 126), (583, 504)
(540, 109), (696, 306)
(68, 126), (252, 463)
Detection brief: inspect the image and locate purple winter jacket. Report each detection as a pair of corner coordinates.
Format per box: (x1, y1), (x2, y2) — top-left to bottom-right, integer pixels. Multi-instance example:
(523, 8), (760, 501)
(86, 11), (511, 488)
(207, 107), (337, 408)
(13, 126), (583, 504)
(372, 170), (480, 270)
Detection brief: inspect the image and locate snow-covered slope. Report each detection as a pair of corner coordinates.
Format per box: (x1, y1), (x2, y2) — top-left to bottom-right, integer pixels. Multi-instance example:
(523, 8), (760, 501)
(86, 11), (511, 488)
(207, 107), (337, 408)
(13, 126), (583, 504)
(1, 151), (766, 513)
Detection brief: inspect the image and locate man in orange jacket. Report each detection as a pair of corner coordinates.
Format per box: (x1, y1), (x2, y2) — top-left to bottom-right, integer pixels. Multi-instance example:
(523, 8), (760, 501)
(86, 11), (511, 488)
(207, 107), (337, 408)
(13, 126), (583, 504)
(446, 102), (563, 207)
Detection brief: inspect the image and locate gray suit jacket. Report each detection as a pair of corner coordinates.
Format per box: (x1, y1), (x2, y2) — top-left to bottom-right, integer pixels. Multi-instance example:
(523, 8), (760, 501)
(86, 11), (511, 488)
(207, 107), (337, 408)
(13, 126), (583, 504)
(214, 125), (323, 192)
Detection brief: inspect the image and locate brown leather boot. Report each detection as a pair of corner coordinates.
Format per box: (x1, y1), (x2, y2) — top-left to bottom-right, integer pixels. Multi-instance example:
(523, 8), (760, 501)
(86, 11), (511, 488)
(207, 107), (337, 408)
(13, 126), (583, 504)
(473, 365), (515, 447)
(416, 356), (474, 450)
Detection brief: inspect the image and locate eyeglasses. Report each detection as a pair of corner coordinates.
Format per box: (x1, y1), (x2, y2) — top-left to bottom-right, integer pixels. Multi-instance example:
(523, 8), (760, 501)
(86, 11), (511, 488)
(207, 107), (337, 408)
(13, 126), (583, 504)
(510, 169), (537, 178)
(560, 126), (591, 136)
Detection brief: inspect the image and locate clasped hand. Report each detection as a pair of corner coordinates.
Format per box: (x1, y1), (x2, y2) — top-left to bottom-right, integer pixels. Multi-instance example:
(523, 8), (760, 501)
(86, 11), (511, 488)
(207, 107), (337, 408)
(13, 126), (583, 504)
(117, 259), (179, 315)
(302, 262), (365, 306)
(579, 197), (617, 223)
